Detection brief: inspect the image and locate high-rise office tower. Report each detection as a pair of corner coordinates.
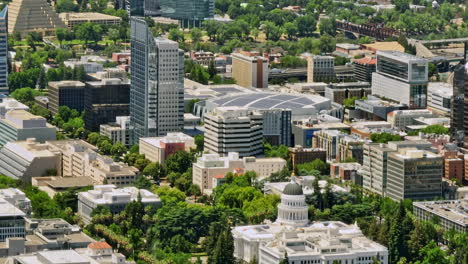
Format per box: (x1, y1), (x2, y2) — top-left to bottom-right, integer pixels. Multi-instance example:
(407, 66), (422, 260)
(130, 18), (184, 142)
(451, 60), (468, 147)
(0, 7), (8, 95)
(159, 0), (214, 28)
(125, 0), (160, 16)
(371, 51), (428, 109)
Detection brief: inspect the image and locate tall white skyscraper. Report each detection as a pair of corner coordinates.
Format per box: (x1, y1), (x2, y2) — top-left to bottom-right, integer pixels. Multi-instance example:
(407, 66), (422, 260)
(130, 18), (184, 141)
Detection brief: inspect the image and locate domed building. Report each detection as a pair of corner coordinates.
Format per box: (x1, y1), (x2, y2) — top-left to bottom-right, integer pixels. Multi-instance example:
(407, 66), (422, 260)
(232, 179), (388, 264)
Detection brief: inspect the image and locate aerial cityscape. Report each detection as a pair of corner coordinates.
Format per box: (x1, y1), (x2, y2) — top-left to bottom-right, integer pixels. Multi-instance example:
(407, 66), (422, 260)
(0, 0), (465, 263)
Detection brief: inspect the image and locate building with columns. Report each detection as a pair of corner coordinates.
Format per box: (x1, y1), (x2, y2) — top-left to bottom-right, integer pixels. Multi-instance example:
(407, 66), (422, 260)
(232, 180), (388, 264)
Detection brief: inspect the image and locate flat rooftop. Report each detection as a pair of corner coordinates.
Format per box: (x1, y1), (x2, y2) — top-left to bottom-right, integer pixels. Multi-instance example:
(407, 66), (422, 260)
(414, 200), (468, 227)
(0, 198), (26, 217)
(377, 50), (426, 63)
(362, 41), (404, 52)
(60, 12), (121, 21)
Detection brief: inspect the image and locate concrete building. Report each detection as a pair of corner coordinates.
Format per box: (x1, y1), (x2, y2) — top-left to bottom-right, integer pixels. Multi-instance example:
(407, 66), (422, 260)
(427, 82), (452, 116)
(325, 82), (371, 105)
(47, 140), (138, 187)
(130, 18), (184, 141)
(233, 181), (388, 264)
(0, 198), (25, 242)
(292, 121), (350, 148)
(7, 0), (66, 36)
(192, 152), (286, 194)
(386, 148), (442, 201)
(361, 141), (435, 198)
(259, 109), (292, 146)
(330, 162), (362, 182)
(0, 98), (29, 118)
(443, 149), (464, 183)
(64, 59), (104, 74)
(355, 96), (405, 120)
(0, 188), (31, 215)
(312, 130), (365, 163)
(288, 82), (328, 96)
(0, 7), (8, 94)
(8, 242), (134, 264)
(84, 79), (130, 131)
(387, 109), (434, 129)
(0, 139), (61, 182)
(204, 107), (263, 157)
(413, 199), (467, 232)
(307, 55), (335, 82)
(78, 185), (161, 224)
(371, 51), (428, 109)
(139, 133), (195, 164)
(232, 52), (268, 88)
(48, 81), (86, 114)
(337, 135), (367, 164)
(289, 146), (326, 170)
(100, 116), (134, 147)
(353, 57), (376, 82)
(0, 110), (56, 148)
(59, 12), (122, 29)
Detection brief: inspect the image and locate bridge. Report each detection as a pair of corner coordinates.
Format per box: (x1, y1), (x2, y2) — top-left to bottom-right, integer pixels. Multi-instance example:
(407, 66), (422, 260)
(336, 21), (400, 41)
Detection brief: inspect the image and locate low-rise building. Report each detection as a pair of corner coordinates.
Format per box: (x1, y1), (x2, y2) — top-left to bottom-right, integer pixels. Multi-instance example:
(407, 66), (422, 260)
(100, 116), (134, 147)
(0, 138), (61, 182)
(330, 162), (362, 182)
(64, 59), (104, 73)
(139, 133), (195, 164)
(78, 185), (161, 224)
(0, 198), (25, 242)
(293, 122), (350, 148)
(0, 98), (29, 118)
(387, 109), (434, 129)
(349, 121), (393, 139)
(353, 57), (376, 82)
(307, 55), (335, 82)
(288, 82), (328, 96)
(313, 130), (365, 163)
(413, 199), (467, 232)
(427, 82), (452, 116)
(0, 110), (56, 147)
(59, 12), (122, 29)
(325, 82), (371, 105)
(193, 152), (287, 194)
(0, 188), (31, 215)
(355, 96), (405, 121)
(289, 146), (326, 169)
(48, 81), (86, 114)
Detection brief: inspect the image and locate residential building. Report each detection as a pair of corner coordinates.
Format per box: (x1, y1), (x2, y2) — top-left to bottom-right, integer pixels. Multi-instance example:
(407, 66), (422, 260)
(353, 57), (376, 82)
(232, 52), (268, 88)
(0, 7), (7, 94)
(387, 109), (434, 129)
(0, 139), (61, 182)
(361, 141), (435, 198)
(307, 55), (335, 83)
(0, 98), (29, 118)
(8, 242), (134, 264)
(139, 133), (195, 164)
(0, 110), (56, 147)
(100, 116), (134, 147)
(84, 79), (130, 131)
(47, 140), (138, 187)
(59, 12), (122, 29)
(413, 199), (467, 233)
(289, 146), (326, 170)
(313, 130), (347, 162)
(0, 198), (25, 242)
(337, 135), (367, 163)
(78, 185), (161, 224)
(7, 0), (66, 36)
(192, 152), (286, 194)
(443, 150), (464, 183)
(386, 149), (442, 201)
(450, 60), (468, 146)
(64, 59), (104, 73)
(427, 82), (452, 116)
(189, 50), (215, 67)
(233, 180), (388, 264)
(292, 121), (350, 148)
(159, 0), (215, 28)
(48, 81), (86, 114)
(371, 51), (428, 108)
(204, 107), (263, 157)
(0, 188), (31, 215)
(350, 121), (393, 139)
(130, 18), (184, 142)
(325, 82), (371, 105)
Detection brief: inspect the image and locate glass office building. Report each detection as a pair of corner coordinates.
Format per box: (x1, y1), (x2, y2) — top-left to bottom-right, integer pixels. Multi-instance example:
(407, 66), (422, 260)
(130, 18), (184, 141)
(0, 7), (8, 95)
(125, 0), (160, 16)
(160, 0), (214, 28)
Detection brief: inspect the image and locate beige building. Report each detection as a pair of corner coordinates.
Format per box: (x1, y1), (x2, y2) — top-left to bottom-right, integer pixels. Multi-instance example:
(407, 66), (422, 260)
(139, 133), (195, 164)
(59, 12), (122, 29)
(232, 52), (268, 88)
(387, 109), (434, 129)
(0, 110), (56, 148)
(307, 55), (335, 83)
(7, 0), (66, 35)
(46, 140), (138, 187)
(193, 152), (286, 194)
